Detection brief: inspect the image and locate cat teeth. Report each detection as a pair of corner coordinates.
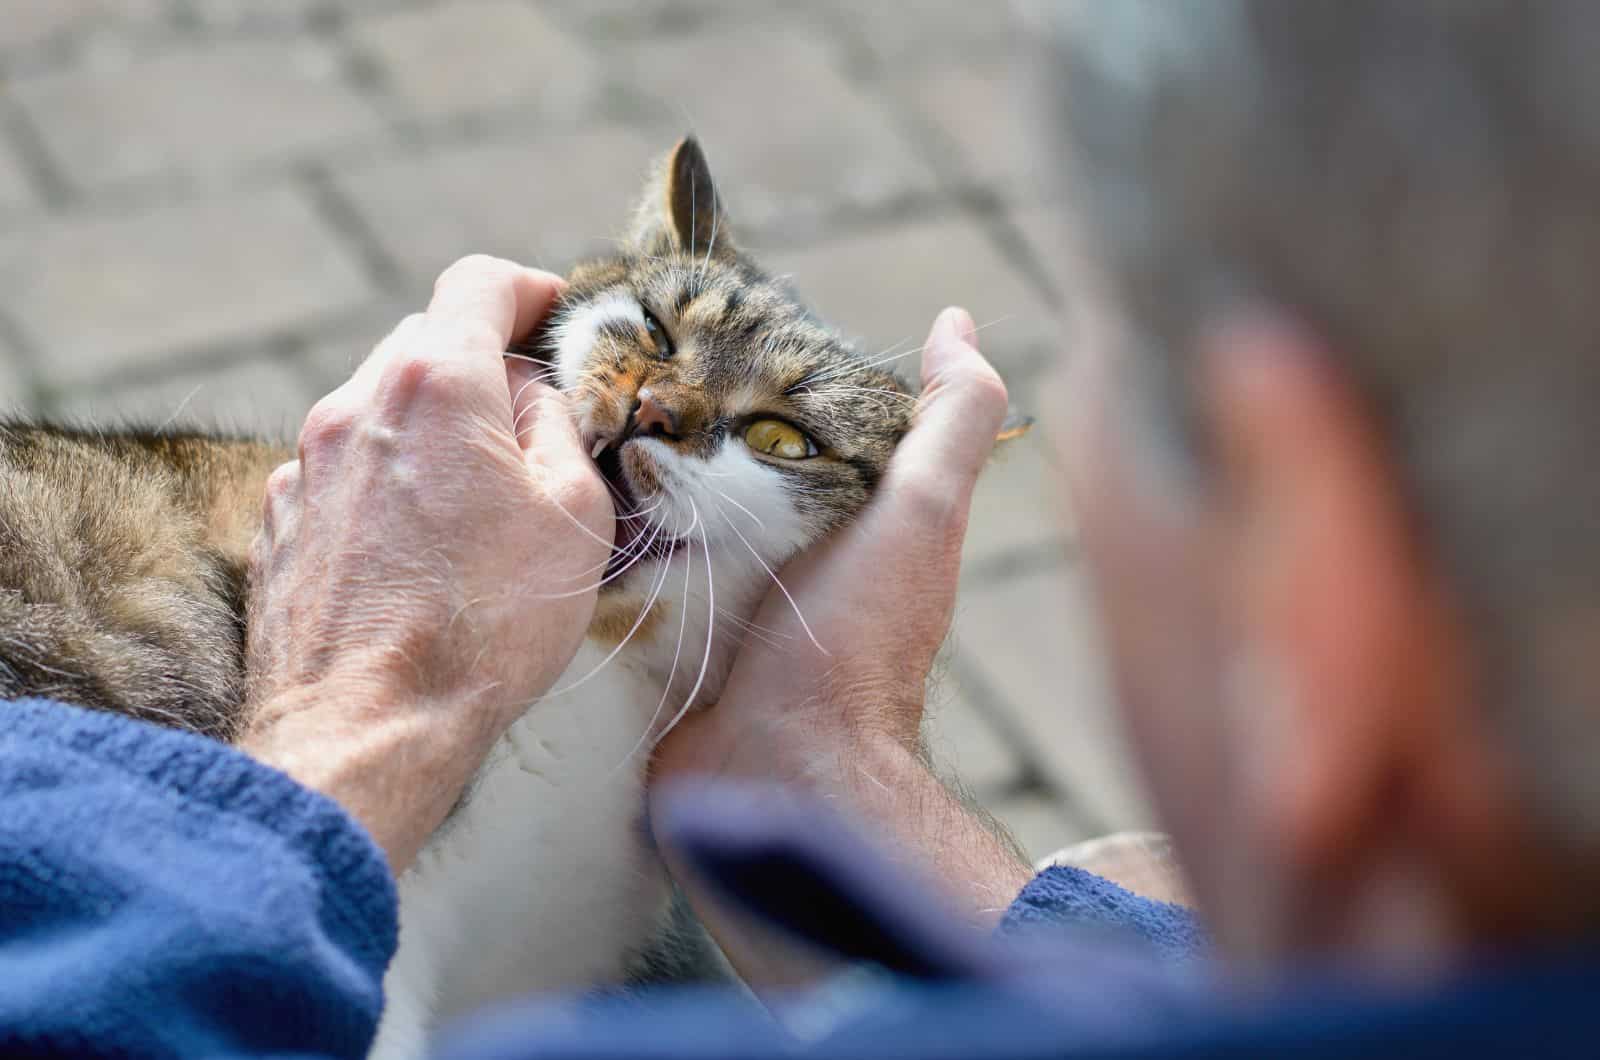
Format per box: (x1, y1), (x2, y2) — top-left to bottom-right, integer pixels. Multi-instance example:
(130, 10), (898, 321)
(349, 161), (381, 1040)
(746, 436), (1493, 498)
(591, 438), (608, 460)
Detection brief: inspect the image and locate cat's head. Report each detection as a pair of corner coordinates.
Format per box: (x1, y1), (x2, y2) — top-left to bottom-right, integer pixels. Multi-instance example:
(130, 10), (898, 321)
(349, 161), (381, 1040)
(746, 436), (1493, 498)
(535, 138), (915, 607)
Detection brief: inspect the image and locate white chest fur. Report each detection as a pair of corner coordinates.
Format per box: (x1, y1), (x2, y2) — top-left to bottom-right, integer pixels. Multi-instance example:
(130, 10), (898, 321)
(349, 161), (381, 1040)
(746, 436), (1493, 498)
(372, 641), (669, 1059)
(369, 547), (764, 1060)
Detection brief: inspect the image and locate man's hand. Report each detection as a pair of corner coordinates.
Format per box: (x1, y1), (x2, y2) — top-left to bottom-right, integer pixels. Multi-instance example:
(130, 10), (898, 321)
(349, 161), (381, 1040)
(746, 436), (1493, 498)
(652, 308), (1034, 984)
(241, 255), (613, 873)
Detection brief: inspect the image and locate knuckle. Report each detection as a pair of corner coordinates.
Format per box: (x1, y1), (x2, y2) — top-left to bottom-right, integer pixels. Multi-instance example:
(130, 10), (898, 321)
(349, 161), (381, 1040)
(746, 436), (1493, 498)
(552, 465), (612, 523)
(264, 460), (299, 501)
(382, 354), (479, 410)
(298, 401), (356, 457)
(247, 528), (273, 576)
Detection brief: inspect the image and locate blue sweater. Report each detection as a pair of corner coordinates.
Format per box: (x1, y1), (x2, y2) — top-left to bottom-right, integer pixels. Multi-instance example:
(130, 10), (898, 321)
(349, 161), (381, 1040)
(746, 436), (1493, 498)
(1, 697), (1594, 1058)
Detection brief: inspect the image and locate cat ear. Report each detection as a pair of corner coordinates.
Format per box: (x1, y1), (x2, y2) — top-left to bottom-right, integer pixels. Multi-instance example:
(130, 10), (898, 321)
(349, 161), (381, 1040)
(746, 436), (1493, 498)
(629, 136), (734, 257)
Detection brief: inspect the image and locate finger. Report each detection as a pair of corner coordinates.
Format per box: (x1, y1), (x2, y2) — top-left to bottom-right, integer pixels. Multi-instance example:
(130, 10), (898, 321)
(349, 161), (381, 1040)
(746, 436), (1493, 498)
(515, 381), (587, 463)
(507, 360), (556, 453)
(889, 307), (1009, 489)
(256, 460), (301, 557)
(427, 255), (566, 352)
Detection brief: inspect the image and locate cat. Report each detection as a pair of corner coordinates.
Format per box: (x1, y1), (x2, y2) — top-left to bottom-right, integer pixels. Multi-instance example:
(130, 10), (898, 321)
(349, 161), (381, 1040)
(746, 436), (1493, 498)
(0, 136), (961, 1057)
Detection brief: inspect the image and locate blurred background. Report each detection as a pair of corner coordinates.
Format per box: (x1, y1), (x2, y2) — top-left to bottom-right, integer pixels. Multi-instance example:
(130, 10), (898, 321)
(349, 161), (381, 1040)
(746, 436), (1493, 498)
(0, 0), (1152, 858)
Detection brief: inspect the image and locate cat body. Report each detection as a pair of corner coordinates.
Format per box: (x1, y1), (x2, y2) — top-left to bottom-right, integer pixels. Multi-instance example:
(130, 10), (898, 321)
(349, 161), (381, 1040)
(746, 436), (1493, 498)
(0, 138), (916, 1058)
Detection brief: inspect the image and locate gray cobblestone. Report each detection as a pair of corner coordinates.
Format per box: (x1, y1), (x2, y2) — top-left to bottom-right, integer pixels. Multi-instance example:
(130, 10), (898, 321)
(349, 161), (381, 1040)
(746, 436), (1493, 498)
(1009, 206), (1082, 309)
(813, 1), (1023, 69)
(294, 299), (414, 393)
(335, 123), (668, 293)
(0, 0), (160, 55)
(54, 355), (317, 440)
(991, 791), (1083, 863)
(542, 0), (772, 40)
(0, 140), (37, 212)
(617, 23), (937, 233)
(963, 429), (1073, 573)
(0, 0), (1129, 847)
(351, 1), (602, 124)
(927, 662), (1024, 798)
(953, 564), (1154, 835)
(186, 0), (370, 32)
(766, 215), (1058, 382)
(0, 187), (377, 386)
(12, 39), (383, 194)
(0, 341), (31, 414)
(892, 60), (1058, 202)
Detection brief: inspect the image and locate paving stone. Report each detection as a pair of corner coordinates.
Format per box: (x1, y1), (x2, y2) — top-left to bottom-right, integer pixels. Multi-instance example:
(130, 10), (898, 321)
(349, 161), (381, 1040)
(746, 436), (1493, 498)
(617, 24), (936, 232)
(186, 0), (358, 31)
(1008, 205), (1089, 311)
(543, 0), (769, 39)
(926, 663), (1024, 797)
(12, 39), (382, 193)
(953, 562), (1155, 834)
(352, 0), (601, 124)
(0, 0), (160, 54)
(0, 187), (376, 386)
(892, 58), (1058, 202)
(990, 790), (1086, 863)
(813, 0), (1023, 68)
(295, 298), (414, 392)
(0, 343), (33, 415)
(0, 139), (36, 213)
(963, 428), (1073, 572)
(765, 216), (1057, 382)
(55, 355), (317, 441)
(335, 123), (667, 291)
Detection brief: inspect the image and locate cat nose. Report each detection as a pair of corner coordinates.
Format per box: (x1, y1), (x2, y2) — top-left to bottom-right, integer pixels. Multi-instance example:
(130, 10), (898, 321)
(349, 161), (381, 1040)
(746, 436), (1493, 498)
(631, 387), (679, 438)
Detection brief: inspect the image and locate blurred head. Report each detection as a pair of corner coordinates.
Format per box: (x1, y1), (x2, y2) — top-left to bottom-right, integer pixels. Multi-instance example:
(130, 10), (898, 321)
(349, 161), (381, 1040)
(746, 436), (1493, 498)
(1037, 0), (1600, 974)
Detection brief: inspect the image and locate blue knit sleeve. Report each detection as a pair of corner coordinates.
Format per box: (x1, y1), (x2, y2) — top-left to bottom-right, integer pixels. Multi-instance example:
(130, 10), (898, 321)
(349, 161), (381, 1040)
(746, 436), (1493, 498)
(0, 697), (399, 1059)
(999, 864), (1208, 963)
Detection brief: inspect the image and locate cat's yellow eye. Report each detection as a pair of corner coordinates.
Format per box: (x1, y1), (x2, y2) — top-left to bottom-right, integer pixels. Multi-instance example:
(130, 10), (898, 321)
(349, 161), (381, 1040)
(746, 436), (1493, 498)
(744, 419), (817, 460)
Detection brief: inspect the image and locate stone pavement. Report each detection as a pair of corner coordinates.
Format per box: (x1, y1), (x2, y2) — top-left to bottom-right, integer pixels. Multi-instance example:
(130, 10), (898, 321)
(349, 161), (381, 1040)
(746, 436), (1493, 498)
(0, 0), (1154, 859)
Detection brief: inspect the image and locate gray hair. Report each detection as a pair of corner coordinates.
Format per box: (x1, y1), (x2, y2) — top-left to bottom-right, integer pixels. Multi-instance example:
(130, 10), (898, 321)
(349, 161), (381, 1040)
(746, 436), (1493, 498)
(1040, 0), (1600, 854)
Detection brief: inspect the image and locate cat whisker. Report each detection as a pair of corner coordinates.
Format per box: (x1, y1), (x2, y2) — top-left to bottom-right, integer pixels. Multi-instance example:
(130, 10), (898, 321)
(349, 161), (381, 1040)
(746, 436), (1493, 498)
(528, 500), (661, 596)
(698, 189), (721, 286)
(791, 339), (919, 390)
(556, 497), (666, 584)
(156, 383), (206, 432)
(509, 371), (569, 438)
(532, 515), (672, 600)
(545, 531), (676, 699)
(711, 501), (829, 656)
(653, 502), (715, 747)
(501, 350), (557, 369)
(797, 383), (917, 403)
(714, 606), (793, 652)
(612, 508), (699, 774)
(707, 486), (764, 529)
(714, 605), (796, 641)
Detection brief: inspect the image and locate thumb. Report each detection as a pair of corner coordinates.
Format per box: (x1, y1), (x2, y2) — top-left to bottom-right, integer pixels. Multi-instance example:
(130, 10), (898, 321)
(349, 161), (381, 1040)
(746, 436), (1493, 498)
(886, 307), (1009, 492)
(511, 376), (587, 466)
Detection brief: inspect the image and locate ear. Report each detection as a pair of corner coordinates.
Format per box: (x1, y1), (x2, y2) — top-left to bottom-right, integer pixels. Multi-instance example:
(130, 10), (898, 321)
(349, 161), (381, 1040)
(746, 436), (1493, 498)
(629, 136), (733, 258)
(1202, 315), (1464, 887)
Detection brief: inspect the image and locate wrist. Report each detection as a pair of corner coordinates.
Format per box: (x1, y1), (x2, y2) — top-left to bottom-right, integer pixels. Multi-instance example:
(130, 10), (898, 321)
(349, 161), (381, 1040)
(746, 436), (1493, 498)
(241, 679), (487, 873)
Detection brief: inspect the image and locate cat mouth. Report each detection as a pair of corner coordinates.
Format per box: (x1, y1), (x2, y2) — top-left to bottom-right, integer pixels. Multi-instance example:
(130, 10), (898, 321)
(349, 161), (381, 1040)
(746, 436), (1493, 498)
(594, 442), (687, 580)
